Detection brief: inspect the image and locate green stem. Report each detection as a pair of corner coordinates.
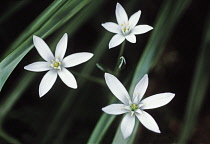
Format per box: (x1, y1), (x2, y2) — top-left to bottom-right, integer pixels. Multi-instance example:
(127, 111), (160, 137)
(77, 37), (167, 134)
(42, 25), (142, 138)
(71, 70), (105, 86)
(40, 33), (112, 144)
(114, 41), (126, 75)
(87, 41), (126, 143)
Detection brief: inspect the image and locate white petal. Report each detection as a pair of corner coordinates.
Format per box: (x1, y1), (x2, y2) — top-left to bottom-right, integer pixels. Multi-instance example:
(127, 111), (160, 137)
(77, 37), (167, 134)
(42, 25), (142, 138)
(121, 113), (135, 139)
(125, 34), (136, 43)
(39, 70), (57, 97)
(133, 74), (148, 104)
(132, 25), (153, 35)
(55, 33), (68, 60)
(33, 35), (54, 62)
(102, 104), (128, 115)
(102, 22), (121, 34)
(129, 10), (141, 28)
(58, 68), (77, 89)
(24, 62), (51, 72)
(116, 3), (128, 25)
(62, 52), (93, 68)
(109, 34), (125, 49)
(105, 73), (130, 105)
(141, 93), (175, 110)
(135, 111), (160, 133)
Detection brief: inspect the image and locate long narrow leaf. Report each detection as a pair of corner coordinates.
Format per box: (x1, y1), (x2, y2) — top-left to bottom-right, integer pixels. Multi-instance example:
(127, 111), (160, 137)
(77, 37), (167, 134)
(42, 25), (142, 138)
(113, 0), (191, 143)
(40, 31), (112, 144)
(0, 0), (91, 92)
(178, 9), (210, 143)
(0, 0), (66, 60)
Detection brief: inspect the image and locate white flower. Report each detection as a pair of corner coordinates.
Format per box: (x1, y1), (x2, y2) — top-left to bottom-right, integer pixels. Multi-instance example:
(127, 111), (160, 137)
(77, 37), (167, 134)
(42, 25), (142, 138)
(102, 3), (153, 49)
(24, 33), (93, 97)
(102, 73), (175, 139)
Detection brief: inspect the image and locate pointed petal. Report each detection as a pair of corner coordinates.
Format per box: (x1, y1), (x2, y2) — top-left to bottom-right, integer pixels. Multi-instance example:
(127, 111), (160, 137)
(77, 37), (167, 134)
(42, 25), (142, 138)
(129, 10), (141, 28)
(24, 62), (51, 72)
(116, 3), (128, 25)
(39, 70), (57, 97)
(132, 25), (153, 35)
(105, 73), (130, 105)
(33, 35), (54, 62)
(102, 22), (121, 34)
(121, 113), (135, 139)
(55, 33), (68, 60)
(135, 111), (160, 133)
(58, 68), (77, 89)
(133, 74), (148, 104)
(109, 34), (125, 49)
(141, 93), (175, 110)
(102, 104), (128, 115)
(125, 34), (136, 43)
(62, 52), (93, 68)
(135, 109), (143, 114)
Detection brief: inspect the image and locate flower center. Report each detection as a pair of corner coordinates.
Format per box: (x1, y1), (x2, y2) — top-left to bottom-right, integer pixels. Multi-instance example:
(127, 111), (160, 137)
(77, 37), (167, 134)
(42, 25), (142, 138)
(53, 62), (60, 68)
(50, 58), (62, 70)
(121, 23), (130, 35)
(130, 103), (138, 111)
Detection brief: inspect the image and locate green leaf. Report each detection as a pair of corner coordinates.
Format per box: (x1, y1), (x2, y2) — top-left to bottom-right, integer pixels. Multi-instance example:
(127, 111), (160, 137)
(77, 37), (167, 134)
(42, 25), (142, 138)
(112, 0), (191, 143)
(0, 129), (21, 144)
(178, 10), (210, 143)
(0, 0), (91, 92)
(0, 0), (66, 60)
(39, 32), (112, 143)
(0, 0), (31, 24)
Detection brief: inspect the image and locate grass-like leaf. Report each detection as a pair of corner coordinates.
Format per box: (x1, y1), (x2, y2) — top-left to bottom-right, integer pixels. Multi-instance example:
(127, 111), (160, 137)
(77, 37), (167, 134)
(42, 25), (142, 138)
(0, 0), (91, 92)
(112, 0), (191, 143)
(178, 10), (210, 143)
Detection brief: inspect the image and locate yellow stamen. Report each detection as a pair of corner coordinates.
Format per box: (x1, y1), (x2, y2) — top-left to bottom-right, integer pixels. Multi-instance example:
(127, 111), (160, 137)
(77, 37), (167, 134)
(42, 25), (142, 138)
(131, 111), (134, 116)
(123, 28), (128, 32)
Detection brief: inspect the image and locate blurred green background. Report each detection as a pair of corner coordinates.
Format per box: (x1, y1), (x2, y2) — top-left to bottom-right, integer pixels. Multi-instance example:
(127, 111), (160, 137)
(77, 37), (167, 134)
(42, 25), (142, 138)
(0, 0), (210, 144)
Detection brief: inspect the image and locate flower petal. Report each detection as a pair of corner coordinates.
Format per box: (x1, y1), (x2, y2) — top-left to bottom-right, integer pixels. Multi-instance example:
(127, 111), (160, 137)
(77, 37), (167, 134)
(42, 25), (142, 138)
(135, 111), (160, 133)
(102, 104), (128, 115)
(55, 33), (68, 60)
(132, 25), (153, 35)
(105, 73), (130, 105)
(102, 22), (121, 34)
(133, 74), (148, 104)
(125, 34), (136, 43)
(109, 34), (125, 49)
(58, 68), (77, 89)
(116, 3), (128, 25)
(141, 93), (175, 110)
(121, 113), (135, 139)
(129, 10), (141, 28)
(39, 70), (57, 97)
(62, 52), (93, 68)
(24, 62), (51, 72)
(33, 35), (54, 62)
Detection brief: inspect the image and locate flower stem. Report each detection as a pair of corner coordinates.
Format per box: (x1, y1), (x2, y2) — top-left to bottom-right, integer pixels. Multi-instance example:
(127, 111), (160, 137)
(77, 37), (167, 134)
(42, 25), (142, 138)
(88, 41), (126, 143)
(71, 70), (105, 86)
(114, 41), (126, 75)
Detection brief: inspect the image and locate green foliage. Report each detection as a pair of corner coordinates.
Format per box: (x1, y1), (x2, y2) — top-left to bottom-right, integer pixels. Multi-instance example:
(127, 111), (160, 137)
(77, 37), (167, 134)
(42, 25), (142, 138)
(0, 0), (209, 143)
(178, 10), (210, 143)
(0, 0), (91, 91)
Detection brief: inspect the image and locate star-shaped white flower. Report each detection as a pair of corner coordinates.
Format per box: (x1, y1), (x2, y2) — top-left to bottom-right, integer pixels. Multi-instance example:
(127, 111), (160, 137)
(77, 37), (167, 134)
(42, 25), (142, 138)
(102, 73), (175, 139)
(24, 33), (93, 97)
(102, 3), (153, 49)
